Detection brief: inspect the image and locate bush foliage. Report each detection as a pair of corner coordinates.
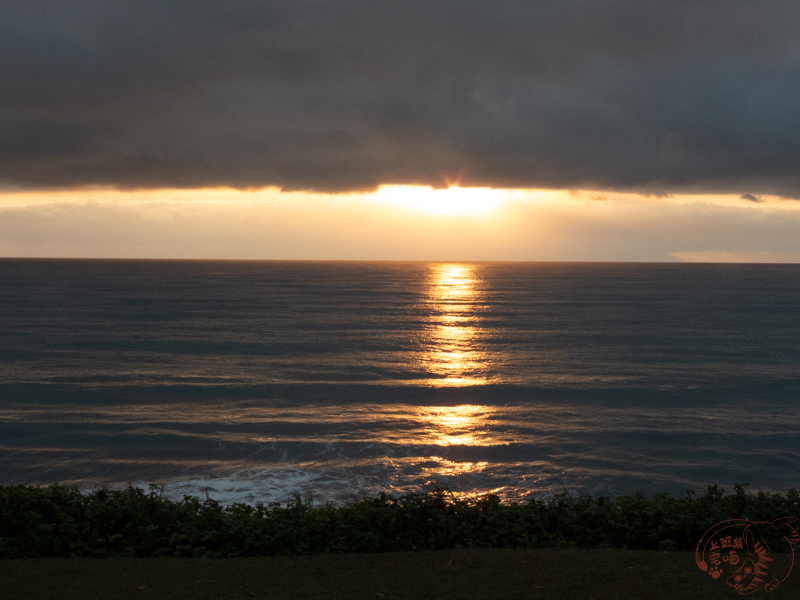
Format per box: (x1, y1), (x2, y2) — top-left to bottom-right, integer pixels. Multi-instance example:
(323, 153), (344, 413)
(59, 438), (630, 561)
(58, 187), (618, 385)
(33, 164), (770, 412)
(1, 484), (797, 558)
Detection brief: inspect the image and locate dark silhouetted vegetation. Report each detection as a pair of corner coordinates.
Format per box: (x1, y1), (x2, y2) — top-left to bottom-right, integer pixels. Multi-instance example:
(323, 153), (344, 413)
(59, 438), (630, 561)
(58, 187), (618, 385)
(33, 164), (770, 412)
(1, 483), (797, 558)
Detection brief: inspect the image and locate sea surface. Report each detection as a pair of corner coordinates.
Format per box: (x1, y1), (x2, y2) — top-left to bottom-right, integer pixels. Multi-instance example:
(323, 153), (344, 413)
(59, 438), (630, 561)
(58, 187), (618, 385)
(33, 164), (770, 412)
(1, 259), (799, 505)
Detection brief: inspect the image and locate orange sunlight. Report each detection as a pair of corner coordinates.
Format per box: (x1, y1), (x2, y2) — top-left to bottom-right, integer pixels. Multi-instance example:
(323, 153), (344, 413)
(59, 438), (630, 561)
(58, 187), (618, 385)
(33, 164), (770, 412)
(2, 185), (800, 262)
(419, 405), (491, 446)
(419, 264), (489, 386)
(368, 185), (513, 216)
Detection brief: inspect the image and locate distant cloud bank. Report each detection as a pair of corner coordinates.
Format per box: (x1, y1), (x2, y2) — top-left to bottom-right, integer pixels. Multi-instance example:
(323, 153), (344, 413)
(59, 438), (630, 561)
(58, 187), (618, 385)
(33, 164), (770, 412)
(2, 1), (800, 196)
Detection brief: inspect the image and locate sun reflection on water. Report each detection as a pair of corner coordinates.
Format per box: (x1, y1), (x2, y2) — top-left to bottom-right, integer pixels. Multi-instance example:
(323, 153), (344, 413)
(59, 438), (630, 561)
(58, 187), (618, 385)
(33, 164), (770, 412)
(421, 264), (488, 386)
(419, 404), (491, 446)
(406, 404), (501, 500)
(408, 265), (498, 494)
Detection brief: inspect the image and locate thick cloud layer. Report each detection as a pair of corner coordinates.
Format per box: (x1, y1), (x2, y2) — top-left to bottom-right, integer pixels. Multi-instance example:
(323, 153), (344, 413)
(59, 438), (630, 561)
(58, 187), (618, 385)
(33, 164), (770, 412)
(2, 0), (800, 195)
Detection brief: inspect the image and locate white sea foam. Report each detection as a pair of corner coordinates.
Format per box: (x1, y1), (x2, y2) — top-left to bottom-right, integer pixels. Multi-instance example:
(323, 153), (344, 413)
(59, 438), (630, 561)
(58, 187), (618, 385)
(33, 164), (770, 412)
(128, 468), (363, 507)
(115, 462), (573, 507)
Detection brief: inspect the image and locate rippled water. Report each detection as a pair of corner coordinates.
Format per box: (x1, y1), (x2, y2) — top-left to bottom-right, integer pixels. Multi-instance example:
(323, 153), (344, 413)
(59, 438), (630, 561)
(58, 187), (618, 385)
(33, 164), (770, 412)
(1, 259), (799, 504)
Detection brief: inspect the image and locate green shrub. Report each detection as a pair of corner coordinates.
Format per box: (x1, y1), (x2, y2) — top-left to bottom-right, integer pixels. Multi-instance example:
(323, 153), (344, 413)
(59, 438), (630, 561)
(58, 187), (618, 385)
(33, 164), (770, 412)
(0, 483), (797, 558)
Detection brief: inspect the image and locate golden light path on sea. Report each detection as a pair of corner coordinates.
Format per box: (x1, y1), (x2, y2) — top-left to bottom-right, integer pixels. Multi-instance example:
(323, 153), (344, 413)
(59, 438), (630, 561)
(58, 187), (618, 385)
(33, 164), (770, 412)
(420, 263), (487, 387)
(414, 264), (494, 485)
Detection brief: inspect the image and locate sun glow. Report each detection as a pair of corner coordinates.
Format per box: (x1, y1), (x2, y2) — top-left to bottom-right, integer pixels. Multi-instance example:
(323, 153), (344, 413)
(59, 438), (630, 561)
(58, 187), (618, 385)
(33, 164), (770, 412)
(369, 185), (510, 216)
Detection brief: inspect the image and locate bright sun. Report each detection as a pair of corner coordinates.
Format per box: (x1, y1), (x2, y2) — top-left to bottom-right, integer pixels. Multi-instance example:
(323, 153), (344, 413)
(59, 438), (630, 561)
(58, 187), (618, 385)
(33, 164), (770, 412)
(369, 185), (509, 216)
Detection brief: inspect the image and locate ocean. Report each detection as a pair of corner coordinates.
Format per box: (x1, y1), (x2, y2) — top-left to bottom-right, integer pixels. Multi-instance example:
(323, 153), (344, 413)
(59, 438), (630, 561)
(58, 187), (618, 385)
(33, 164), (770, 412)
(1, 259), (798, 505)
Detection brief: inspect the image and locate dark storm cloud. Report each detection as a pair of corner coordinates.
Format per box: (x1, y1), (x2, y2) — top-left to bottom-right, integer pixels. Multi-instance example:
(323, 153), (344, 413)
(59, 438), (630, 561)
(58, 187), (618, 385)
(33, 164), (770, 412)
(2, 0), (800, 195)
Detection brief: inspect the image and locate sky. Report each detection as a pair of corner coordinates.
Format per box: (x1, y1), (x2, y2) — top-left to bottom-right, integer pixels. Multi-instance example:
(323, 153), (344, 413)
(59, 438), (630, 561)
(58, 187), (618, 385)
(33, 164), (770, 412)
(2, 0), (800, 261)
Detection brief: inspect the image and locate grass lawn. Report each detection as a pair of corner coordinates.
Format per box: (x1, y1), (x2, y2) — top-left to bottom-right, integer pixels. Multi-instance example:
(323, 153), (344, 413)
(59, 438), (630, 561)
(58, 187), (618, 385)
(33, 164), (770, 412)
(3, 548), (797, 600)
